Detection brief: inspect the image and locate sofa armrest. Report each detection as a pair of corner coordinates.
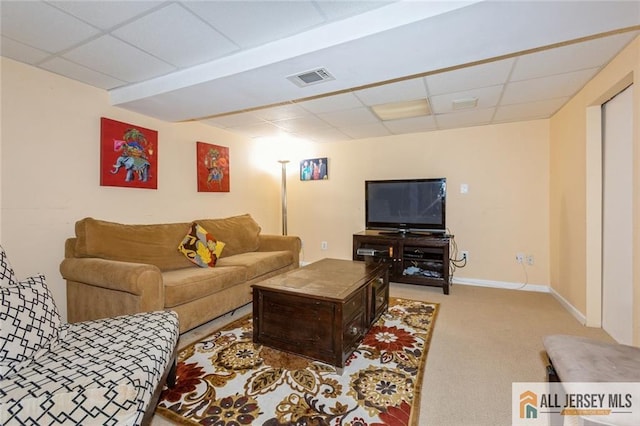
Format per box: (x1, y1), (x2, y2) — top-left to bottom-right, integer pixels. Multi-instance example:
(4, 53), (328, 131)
(258, 235), (301, 266)
(60, 258), (165, 323)
(64, 237), (77, 258)
(60, 258), (162, 295)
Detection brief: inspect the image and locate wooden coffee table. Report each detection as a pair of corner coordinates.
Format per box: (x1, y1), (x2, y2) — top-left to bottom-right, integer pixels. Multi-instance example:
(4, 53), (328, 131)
(252, 258), (389, 369)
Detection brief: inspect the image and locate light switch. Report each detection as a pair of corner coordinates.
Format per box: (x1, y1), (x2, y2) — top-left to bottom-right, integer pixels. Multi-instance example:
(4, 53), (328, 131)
(460, 183), (469, 194)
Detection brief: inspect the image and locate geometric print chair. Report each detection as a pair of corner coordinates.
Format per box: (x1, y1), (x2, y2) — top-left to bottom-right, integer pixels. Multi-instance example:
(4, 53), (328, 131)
(0, 245), (179, 425)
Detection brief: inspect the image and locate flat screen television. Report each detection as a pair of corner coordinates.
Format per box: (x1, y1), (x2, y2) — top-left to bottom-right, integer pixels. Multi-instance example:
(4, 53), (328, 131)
(365, 178), (447, 235)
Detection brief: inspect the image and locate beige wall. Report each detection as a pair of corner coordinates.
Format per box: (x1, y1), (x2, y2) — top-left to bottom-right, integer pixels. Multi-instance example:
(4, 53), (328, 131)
(288, 122), (551, 290)
(1, 56), (551, 323)
(550, 36), (640, 344)
(0, 58), (282, 319)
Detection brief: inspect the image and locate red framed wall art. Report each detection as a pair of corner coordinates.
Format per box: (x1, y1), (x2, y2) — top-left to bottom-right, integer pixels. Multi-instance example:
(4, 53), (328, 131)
(100, 117), (158, 189)
(196, 142), (230, 192)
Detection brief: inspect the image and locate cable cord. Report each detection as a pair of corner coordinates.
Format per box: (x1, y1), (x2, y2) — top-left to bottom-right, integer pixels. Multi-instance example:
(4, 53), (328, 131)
(447, 230), (467, 284)
(513, 261), (529, 289)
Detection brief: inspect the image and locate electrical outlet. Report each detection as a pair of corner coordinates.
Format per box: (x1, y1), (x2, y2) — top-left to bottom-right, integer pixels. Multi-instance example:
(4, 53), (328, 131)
(321, 241), (328, 250)
(527, 255), (534, 266)
(516, 252), (524, 264)
(460, 250), (469, 261)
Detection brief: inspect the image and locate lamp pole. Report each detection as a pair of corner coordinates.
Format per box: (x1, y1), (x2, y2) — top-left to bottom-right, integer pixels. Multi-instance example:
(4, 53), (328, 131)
(278, 160), (290, 235)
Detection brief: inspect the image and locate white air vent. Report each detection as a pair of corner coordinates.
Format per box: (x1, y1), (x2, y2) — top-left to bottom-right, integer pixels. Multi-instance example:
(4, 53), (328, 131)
(452, 97), (478, 110)
(287, 68), (335, 87)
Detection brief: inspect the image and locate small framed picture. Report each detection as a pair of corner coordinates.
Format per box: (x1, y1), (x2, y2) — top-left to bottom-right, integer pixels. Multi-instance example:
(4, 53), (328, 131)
(100, 117), (157, 189)
(300, 157), (328, 181)
(196, 142), (230, 192)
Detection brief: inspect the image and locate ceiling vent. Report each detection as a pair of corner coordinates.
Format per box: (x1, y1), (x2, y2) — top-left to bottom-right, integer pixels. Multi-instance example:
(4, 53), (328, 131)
(452, 97), (479, 110)
(287, 68), (335, 87)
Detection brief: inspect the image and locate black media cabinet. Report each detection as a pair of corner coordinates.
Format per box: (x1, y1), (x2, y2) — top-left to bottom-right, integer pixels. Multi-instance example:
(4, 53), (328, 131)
(352, 230), (450, 294)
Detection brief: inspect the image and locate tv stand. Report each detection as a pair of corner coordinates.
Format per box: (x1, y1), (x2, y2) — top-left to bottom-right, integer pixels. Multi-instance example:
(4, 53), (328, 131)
(353, 230), (450, 294)
(379, 230), (442, 237)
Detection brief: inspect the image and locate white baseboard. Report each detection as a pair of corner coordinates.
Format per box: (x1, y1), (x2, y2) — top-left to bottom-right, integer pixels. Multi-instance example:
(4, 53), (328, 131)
(451, 276), (587, 325)
(451, 277), (550, 293)
(548, 287), (587, 325)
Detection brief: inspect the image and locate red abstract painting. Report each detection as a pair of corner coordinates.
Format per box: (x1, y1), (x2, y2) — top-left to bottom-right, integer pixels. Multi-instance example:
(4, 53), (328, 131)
(100, 117), (158, 189)
(196, 142), (230, 192)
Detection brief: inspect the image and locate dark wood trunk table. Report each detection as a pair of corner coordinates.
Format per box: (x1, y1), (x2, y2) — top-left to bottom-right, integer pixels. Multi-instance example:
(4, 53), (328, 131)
(252, 258), (389, 369)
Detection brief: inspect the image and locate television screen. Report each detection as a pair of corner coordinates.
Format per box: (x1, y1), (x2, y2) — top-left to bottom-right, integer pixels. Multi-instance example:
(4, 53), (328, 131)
(365, 178), (446, 233)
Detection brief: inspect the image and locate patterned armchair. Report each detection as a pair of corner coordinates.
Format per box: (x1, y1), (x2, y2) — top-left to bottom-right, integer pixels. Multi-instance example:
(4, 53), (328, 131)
(1, 246), (179, 425)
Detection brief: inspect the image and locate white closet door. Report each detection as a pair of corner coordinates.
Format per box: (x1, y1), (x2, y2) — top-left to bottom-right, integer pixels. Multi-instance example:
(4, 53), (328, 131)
(602, 84), (633, 345)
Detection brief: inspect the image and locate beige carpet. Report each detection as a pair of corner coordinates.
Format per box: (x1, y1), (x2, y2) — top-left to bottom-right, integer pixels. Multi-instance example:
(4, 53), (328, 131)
(152, 282), (615, 426)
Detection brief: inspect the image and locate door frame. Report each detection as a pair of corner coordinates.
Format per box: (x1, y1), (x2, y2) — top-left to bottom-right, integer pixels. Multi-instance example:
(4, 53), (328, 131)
(585, 73), (634, 329)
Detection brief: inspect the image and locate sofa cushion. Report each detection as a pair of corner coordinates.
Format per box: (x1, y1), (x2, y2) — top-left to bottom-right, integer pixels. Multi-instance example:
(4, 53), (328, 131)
(195, 214), (261, 257)
(0, 311), (179, 426)
(0, 275), (64, 380)
(162, 266), (247, 308)
(178, 222), (225, 267)
(11, 384), (139, 425)
(75, 218), (194, 271)
(215, 251), (294, 280)
(0, 246), (16, 287)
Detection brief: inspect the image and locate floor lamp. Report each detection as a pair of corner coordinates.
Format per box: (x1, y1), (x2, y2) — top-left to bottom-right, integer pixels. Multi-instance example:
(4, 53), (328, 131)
(278, 160), (289, 235)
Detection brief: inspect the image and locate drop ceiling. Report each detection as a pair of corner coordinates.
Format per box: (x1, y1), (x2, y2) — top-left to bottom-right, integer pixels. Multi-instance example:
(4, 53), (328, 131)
(2, 1), (639, 143)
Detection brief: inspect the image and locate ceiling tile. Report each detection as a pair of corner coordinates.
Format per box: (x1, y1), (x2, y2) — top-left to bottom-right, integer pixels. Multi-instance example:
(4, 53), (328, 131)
(354, 78), (427, 106)
(511, 31), (639, 81)
(1, 1), (100, 53)
(0, 37), (50, 64)
(494, 97), (569, 122)
(252, 103), (311, 121)
(430, 85), (503, 114)
(383, 115), (438, 134)
(39, 57), (127, 89)
(182, 1), (325, 49)
(229, 122), (287, 138)
(272, 115), (332, 132)
(112, 3), (238, 68)
(201, 113), (264, 128)
(303, 127), (351, 143)
(502, 68), (599, 105)
(296, 92), (364, 114)
(314, 1), (395, 21)
(63, 35), (175, 83)
(318, 106), (379, 127)
(435, 108), (495, 129)
(340, 122), (392, 139)
(49, 1), (162, 30)
(425, 58), (515, 96)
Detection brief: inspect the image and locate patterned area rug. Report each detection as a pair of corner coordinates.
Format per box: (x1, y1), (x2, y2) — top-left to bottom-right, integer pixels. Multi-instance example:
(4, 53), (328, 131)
(156, 297), (438, 426)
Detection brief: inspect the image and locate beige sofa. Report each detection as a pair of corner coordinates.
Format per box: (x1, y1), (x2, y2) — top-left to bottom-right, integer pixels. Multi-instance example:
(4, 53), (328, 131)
(60, 214), (301, 333)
